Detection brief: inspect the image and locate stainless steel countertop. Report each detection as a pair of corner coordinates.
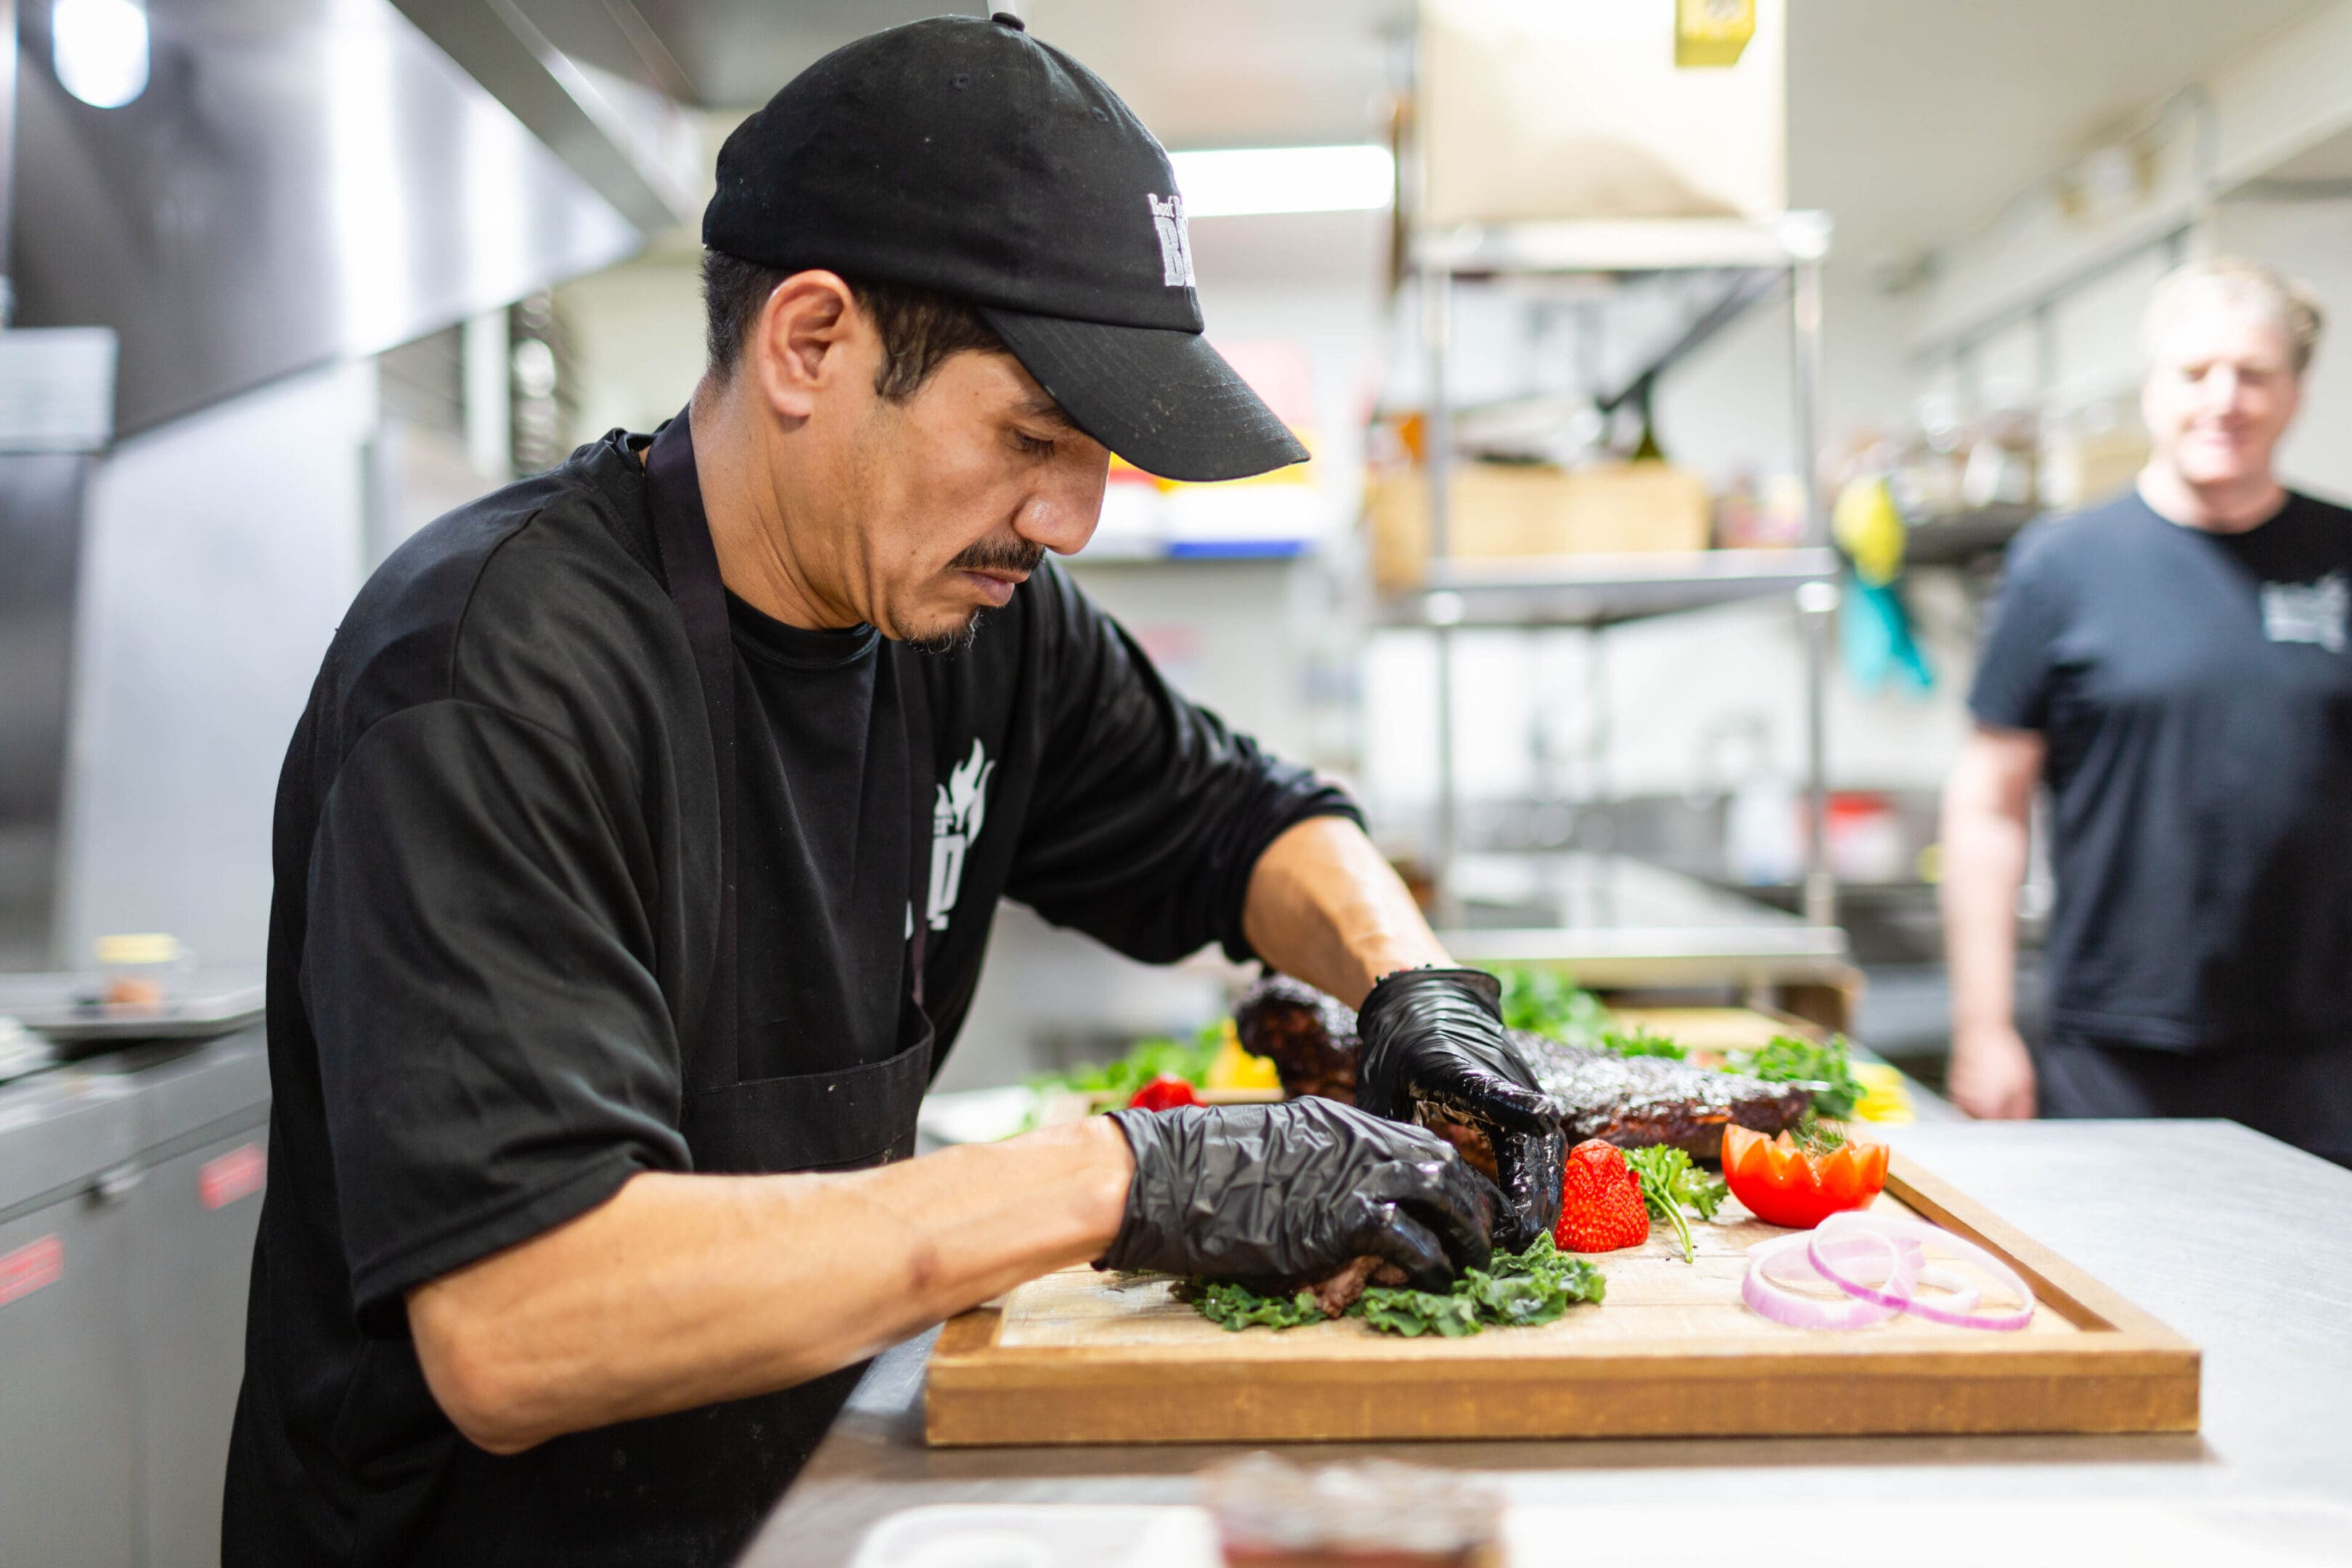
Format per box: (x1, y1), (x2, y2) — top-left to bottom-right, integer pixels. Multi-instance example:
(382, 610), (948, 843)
(738, 1119), (2352, 1567)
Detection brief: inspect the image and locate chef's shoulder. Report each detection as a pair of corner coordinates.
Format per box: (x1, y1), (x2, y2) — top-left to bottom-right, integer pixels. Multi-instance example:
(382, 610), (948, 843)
(1994, 489), (2150, 603)
(319, 433), (689, 761)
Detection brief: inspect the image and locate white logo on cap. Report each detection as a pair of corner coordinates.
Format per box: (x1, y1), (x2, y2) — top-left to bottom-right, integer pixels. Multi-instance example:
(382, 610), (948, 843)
(1147, 194), (1195, 288)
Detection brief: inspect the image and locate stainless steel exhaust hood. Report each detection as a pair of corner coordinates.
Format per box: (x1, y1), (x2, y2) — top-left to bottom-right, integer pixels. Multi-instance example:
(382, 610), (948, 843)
(0, 0), (698, 968)
(11, 0), (692, 436)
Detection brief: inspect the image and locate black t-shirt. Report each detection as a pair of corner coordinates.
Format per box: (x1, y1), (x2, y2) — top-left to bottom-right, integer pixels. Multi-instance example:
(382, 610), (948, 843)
(223, 430), (1355, 1563)
(1969, 487), (2352, 1052)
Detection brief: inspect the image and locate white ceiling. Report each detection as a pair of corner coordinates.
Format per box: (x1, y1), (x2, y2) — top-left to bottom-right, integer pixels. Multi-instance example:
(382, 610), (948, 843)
(1787, 0), (2325, 265)
(560, 1), (2334, 268)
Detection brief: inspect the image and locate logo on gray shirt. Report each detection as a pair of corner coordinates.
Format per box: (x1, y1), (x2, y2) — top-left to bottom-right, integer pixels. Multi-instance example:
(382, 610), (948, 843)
(2262, 571), (2348, 653)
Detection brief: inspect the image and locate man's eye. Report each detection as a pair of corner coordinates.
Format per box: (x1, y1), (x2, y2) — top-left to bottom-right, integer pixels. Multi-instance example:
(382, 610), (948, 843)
(1015, 431), (1057, 457)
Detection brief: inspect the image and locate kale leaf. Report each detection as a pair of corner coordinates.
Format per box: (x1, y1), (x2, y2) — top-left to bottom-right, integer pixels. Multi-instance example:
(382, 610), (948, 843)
(1187, 1236), (1605, 1338)
(1193, 1281), (1323, 1331)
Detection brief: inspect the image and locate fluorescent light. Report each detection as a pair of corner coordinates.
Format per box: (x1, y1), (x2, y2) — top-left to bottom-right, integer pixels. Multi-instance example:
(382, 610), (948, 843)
(327, 14), (415, 354)
(1169, 144), (1394, 219)
(52, 0), (150, 110)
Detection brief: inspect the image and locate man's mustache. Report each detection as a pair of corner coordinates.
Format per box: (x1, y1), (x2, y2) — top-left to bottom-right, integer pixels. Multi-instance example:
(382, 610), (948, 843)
(949, 539), (1045, 575)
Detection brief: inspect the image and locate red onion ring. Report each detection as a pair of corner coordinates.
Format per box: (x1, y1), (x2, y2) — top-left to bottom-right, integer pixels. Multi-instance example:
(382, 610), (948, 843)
(1805, 1212), (2035, 1331)
(1739, 1233), (1916, 1330)
(1755, 1232), (1923, 1289)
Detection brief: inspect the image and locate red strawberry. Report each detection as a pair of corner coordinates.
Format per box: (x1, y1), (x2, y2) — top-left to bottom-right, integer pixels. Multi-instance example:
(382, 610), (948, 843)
(1555, 1138), (1650, 1254)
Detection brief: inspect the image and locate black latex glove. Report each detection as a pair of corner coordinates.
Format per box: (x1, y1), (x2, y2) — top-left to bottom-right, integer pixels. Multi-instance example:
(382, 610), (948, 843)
(1355, 967), (1567, 1250)
(1098, 1098), (1495, 1290)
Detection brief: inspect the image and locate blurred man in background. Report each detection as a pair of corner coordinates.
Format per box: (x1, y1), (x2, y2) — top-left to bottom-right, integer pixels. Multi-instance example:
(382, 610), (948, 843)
(1942, 257), (2352, 1167)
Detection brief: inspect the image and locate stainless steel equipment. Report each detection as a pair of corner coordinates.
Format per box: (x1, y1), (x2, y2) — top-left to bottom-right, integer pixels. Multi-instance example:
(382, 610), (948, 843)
(0, 1068), (142, 1567)
(116, 1030), (271, 1568)
(0, 327), (115, 970)
(0, 1026), (271, 1567)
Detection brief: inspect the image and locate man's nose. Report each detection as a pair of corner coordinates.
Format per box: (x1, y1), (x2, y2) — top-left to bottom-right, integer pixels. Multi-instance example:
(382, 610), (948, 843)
(1014, 485), (1101, 557)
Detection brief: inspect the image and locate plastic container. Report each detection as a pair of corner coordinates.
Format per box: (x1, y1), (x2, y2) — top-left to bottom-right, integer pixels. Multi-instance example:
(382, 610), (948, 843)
(1201, 1453), (1503, 1567)
(94, 934), (189, 1010)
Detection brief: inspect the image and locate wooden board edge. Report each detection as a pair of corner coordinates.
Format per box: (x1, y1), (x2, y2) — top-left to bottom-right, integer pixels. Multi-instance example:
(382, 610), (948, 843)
(1885, 1153), (2197, 1349)
(923, 1363), (2201, 1445)
(924, 1337), (2200, 1384)
(931, 1307), (1000, 1359)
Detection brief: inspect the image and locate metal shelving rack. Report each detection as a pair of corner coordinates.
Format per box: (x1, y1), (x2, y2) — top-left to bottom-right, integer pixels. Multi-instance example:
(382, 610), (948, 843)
(1402, 211), (1841, 930)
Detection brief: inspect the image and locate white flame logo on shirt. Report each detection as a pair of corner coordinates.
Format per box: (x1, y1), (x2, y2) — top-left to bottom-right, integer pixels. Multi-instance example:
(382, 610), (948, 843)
(926, 740), (994, 932)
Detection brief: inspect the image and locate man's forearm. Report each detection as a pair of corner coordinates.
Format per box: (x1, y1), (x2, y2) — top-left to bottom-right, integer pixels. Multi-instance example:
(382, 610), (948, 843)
(1241, 816), (1450, 1008)
(1941, 788), (2029, 1037)
(409, 1114), (1133, 1454)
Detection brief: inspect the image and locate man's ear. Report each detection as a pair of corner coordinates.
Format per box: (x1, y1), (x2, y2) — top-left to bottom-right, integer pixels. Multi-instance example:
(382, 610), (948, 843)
(751, 271), (863, 422)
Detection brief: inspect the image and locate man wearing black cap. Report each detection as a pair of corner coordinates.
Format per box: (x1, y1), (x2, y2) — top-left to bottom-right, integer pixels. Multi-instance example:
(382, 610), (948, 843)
(223, 16), (1562, 1566)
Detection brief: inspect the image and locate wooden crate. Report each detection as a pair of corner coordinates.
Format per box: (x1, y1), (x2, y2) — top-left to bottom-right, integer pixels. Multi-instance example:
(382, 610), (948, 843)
(923, 1154), (2198, 1445)
(1368, 462), (1713, 589)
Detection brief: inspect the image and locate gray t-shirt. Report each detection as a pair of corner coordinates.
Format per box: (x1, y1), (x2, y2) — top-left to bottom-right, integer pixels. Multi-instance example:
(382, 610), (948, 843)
(1969, 487), (2352, 1052)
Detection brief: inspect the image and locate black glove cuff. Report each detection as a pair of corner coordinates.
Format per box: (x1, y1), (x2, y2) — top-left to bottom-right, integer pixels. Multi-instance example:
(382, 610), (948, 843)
(1355, 968), (1504, 1120)
(1093, 1106), (1194, 1275)
(1362, 966), (1503, 1025)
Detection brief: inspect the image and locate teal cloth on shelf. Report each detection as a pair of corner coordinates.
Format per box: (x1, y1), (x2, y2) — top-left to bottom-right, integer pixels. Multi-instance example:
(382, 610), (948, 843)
(1840, 571), (1935, 693)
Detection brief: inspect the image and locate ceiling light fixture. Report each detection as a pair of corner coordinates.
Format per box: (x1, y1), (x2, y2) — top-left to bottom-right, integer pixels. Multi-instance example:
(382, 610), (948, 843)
(52, 0), (150, 110)
(1169, 144), (1395, 219)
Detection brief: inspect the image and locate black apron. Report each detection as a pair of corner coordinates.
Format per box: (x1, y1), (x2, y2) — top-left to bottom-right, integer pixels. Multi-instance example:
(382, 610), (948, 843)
(415, 410), (937, 1567)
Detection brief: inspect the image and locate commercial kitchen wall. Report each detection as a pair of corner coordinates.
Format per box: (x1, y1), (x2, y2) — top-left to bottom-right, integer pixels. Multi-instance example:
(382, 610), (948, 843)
(50, 343), (504, 972)
(55, 366), (377, 969)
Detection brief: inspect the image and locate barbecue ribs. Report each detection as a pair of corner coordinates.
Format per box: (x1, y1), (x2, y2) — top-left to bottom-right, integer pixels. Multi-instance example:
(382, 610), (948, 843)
(1234, 974), (1812, 1159)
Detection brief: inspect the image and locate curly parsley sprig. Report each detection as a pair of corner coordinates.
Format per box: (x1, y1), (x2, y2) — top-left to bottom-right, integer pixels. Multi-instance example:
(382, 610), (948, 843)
(1622, 1145), (1728, 1264)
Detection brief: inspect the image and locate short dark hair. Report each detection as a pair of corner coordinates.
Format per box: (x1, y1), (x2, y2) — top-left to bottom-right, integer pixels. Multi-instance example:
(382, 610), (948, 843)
(701, 252), (1008, 399)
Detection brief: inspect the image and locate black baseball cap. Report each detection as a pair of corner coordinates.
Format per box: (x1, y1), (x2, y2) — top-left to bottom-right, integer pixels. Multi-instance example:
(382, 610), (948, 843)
(703, 12), (1308, 483)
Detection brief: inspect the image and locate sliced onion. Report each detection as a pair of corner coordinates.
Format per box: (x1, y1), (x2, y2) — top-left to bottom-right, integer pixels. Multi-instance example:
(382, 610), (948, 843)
(1739, 1233), (1915, 1330)
(1911, 1265), (1984, 1315)
(1805, 1212), (2035, 1331)
(1756, 1232), (1923, 1290)
(1754, 1236), (1985, 1314)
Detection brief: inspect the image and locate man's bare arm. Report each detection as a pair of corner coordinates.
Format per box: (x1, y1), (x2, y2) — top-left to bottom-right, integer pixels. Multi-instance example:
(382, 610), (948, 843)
(1940, 724), (2045, 1120)
(1240, 816), (1450, 1009)
(407, 1114), (1132, 1455)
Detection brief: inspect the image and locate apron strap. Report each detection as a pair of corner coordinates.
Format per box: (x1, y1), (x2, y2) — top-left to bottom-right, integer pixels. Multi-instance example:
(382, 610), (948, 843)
(644, 407), (940, 1071)
(644, 410), (740, 1087)
(901, 645), (934, 1009)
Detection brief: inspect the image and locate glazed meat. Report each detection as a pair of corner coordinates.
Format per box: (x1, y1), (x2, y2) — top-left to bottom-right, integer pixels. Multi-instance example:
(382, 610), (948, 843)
(1233, 976), (1813, 1160)
(1306, 1255), (1410, 1318)
(1233, 975), (1364, 1104)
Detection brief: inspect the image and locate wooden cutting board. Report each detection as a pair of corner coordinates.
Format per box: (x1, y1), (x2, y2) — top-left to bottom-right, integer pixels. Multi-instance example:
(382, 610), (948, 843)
(923, 1155), (2198, 1445)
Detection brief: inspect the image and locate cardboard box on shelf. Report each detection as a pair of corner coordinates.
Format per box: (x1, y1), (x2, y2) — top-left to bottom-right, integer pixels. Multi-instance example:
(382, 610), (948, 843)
(1419, 0), (1786, 225)
(1367, 460), (1713, 590)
